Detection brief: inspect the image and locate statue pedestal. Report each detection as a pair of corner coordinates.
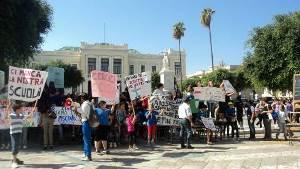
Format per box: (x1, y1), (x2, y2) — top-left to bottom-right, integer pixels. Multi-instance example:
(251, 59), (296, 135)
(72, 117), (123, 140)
(159, 69), (174, 92)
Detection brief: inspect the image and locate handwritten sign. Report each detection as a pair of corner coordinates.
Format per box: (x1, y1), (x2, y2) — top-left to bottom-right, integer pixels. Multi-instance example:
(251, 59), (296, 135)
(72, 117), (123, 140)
(0, 106), (40, 129)
(156, 115), (180, 126)
(125, 72), (151, 100)
(150, 96), (182, 117)
(47, 67), (64, 89)
(91, 70), (118, 104)
(193, 87), (225, 102)
(201, 117), (216, 131)
(53, 107), (81, 125)
(8, 66), (48, 102)
(223, 80), (236, 95)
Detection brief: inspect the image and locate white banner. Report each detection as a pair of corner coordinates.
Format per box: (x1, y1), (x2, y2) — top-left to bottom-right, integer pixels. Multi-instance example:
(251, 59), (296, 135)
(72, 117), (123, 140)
(223, 80), (236, 94)
(125, 72), (151, 100)
(8, 66), (48, 102)
(193, 87), (225, 102)
(201, 117), (216, 131)
(53, 107), (81, 125)
(156, 115), (180, 126)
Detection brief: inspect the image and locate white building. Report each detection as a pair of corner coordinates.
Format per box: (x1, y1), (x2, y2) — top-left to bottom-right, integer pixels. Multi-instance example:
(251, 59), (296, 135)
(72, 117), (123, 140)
(187, 64), (240, 78)
(33, 42), (186, 93)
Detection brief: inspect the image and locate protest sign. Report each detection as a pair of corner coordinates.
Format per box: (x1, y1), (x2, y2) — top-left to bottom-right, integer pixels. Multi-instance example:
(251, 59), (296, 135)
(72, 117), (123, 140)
(91, 70), (118, 104)
(156, 115), (180, 126)
(53, 107), (81, 125)
(223, 80), (236, 95)
(193, 87), (225, 102)
(47, 67), (64, 89)
(125, 72), (151, 100)
(201, 117), (216, 131)
(150, 96), (182, 118)
(8, 66), (48, 102)
(0, 106), (40, 129)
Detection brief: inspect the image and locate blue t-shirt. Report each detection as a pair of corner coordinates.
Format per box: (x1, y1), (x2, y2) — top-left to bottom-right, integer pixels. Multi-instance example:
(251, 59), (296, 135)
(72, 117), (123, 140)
(145, 111), (159, 126)
(95, 108), (110, 126)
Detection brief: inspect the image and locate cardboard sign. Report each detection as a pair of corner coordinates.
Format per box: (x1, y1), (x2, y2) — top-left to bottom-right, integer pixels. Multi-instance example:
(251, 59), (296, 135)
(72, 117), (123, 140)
(201, 117), (216, 131)
(47, 67), (64, 89)
(193, 87), (225, 102)
(223, 80), (236, 94)
(125, 72), (151, 100)
(0, 106), (40, 129)
(8, 66), (48, 102)
(53, 107), (81, 125)
(156, 115), (180, 126)
(150, 96), (182, 118)
(91, 70), (118, 104)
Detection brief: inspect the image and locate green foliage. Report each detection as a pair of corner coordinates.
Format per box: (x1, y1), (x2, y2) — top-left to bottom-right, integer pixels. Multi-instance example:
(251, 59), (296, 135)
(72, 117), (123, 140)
(243, 12), (300, 91)
(173, 22), (186, 40)
(33, 60), (84, 88)
(182, 76), (201, 89)
(0, 0), (52, 81)
(151, 72), (160, 91)
(201, 8), (215, 28)
(201, 69), (235, 87)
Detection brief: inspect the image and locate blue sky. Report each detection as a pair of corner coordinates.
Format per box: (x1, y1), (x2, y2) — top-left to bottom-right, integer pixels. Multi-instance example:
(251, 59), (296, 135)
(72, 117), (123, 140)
(43, 0), (300, 74)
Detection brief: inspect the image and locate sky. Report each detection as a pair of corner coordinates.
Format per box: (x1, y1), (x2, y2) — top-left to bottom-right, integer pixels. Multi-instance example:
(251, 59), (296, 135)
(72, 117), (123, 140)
(43, 0), (300, 74)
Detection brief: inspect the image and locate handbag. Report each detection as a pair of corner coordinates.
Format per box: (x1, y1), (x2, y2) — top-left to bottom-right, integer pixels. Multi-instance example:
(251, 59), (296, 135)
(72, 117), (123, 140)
(48, 105), (57, 119)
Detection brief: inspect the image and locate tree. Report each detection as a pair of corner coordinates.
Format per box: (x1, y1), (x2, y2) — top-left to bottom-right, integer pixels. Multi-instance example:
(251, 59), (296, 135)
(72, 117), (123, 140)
(182, 76), (201, 90)
(0, 0), (52, 82)
(33, 60), (85, 89)
(173, 22), (186, 92)
(201, 8), (215, 71)
(242, 12), (300, 91)
(151, 72), (160, 91)
(201, 69), (235, 87)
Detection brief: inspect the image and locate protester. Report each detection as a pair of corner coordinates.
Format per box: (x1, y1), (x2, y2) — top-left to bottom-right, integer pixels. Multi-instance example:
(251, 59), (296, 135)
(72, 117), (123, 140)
(152, 83), (165, 96)
(94, 101), (110, 154)
(178, 95), (194, 149)
(276, 105), (289, 140)
(108, 110), (118, 148)
(235, 96), (244, 128)
(9, 102), (33, 168)
(246, 101), (256, 140)
(116, 102), (127, 144)
(74, 94), (92, 161)
(145, 103), (159, 147)
(126, 105), (138, 151)
(198, 104), (213, 145)
(225, 102), (239, 140)
(262, 104), (273, 140)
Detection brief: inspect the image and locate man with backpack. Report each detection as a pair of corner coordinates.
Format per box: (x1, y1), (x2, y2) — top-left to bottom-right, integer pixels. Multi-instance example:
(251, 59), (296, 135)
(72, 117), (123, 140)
(74, 93), (94, 161)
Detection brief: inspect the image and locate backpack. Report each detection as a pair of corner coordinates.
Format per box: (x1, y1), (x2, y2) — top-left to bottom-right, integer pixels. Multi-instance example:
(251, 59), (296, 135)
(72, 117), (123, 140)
(88, 103), (100, 128)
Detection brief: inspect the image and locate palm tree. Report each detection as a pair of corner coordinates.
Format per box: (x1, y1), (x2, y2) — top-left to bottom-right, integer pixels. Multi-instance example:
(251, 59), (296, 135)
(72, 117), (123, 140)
(201, 8), (215, 71)
(173, 22), (186, 92)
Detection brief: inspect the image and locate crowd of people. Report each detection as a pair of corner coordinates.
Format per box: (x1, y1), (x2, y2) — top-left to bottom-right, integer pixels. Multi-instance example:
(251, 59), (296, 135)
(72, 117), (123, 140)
(0, 81), (298, 167)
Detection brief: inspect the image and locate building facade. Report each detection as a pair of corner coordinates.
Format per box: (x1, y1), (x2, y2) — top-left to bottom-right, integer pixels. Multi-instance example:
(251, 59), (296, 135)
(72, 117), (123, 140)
(33, 42), (186, 93)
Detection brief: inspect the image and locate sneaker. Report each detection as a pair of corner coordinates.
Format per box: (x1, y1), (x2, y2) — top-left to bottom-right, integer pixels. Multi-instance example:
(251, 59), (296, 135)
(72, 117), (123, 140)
(187, 145), (194, 149)
(128, 146), (133, 151)
(11, 161), (18, 168)
(23, 145), (27, 149)
(102, 150), (109, 154)
(180, 145), (186, 149)
(16, 158), (24, 165)
(81, 156), (92, 161)
(133, 144), (139, 150)
(109, 143), (113, 148)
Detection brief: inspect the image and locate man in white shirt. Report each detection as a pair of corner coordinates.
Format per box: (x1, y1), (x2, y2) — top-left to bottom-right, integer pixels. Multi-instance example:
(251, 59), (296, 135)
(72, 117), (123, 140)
(74, 93), (92, 161)
(178, 95), (194, 149)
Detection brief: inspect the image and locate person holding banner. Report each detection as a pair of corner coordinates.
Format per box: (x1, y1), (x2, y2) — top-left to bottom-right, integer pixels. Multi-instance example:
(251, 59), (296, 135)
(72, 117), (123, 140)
(8, 102), (34, 168)
(145, 103), (159, 147)
(178, 95), (194, 149)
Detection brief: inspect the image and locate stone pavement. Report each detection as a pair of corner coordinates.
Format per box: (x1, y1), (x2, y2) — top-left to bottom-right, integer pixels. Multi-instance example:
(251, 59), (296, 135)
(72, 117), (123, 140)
(1, 138), (300, 169)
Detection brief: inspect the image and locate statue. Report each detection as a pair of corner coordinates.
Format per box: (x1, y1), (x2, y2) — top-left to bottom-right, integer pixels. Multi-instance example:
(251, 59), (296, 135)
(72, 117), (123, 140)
(162, 54), (170, 70)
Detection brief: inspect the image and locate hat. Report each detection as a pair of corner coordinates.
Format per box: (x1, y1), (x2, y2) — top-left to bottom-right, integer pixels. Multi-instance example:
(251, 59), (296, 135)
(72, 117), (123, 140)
(183, 95), (193, 102)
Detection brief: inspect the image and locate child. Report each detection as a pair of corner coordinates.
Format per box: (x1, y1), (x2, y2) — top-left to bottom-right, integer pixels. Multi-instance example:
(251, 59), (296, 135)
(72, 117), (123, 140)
(276, 105), (289, 140)
(126, 108), (137, 151)
(9, 102), (32, 168)
(108, 111), (118, 148)
(198, 104), (213, 145)
(145, 104), (159, 146)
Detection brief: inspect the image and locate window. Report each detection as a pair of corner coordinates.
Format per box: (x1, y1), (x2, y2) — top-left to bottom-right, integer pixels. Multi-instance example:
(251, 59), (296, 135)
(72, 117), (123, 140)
(88, 58), (96, 74)
(174, 62), (181, 75)
(113, 59), (122, 74)
(101, 58), (109, 72)
(141, 65), (145, 72)
(71, 64), (78, 69)
(152, 66), (156, 73)
(129, 65), (134, 75)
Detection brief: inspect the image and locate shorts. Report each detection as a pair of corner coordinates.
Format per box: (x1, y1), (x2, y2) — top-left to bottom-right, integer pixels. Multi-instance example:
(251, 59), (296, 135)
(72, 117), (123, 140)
(147, 125), (157, 139)
(94, 125), (109, 141)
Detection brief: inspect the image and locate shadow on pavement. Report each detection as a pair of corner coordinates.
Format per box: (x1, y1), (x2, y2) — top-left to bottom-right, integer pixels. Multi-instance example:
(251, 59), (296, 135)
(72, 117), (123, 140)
(96, 165), (136, 169)
(22, 163), (81, 169)
(162, 150), (224, 158)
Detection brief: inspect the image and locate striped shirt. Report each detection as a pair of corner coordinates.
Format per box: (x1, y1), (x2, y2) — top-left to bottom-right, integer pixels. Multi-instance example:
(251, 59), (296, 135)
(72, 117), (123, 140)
(9, 112), (25, 135)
